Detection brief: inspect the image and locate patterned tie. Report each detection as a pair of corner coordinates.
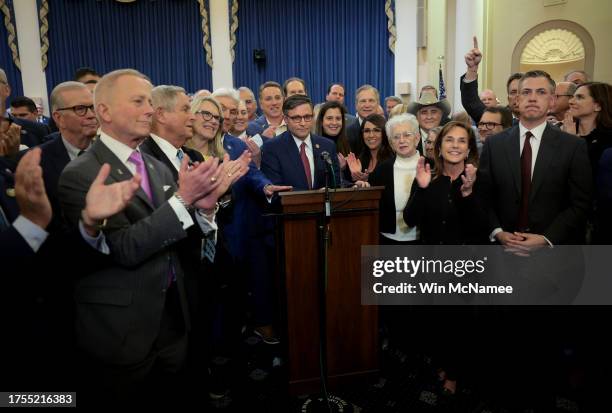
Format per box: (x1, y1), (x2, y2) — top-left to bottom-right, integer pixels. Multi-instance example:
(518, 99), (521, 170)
(202, 233), (216, 263)
(518, 131), (533, 231)
(128, 150), (153, 201)
(176, 148), (184, 163)
(300, 142), (312, 189)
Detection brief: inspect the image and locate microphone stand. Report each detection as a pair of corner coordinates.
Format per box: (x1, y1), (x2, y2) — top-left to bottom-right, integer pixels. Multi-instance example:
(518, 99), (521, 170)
(302, 157), (352, 413)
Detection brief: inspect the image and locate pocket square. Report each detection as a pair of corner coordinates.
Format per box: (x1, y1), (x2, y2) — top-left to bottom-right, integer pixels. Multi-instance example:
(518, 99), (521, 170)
(163, 185), (172, 191)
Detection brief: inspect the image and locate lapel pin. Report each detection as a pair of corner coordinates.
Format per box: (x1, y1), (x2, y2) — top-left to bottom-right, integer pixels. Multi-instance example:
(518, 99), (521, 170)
(315, 144), (320, 149)
(227, 145), (232, 150)
(117, 169), (123, 175)
(6, 188), (15, 197)
(148, 163), (154, 169)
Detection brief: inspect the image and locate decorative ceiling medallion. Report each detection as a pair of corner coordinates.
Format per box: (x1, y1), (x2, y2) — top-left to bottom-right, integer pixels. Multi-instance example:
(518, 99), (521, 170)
(520, 29), (584, 64)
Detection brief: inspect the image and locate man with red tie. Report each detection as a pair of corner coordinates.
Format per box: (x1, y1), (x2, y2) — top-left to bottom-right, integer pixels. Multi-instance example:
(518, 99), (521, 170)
(261, 94), (340, 194)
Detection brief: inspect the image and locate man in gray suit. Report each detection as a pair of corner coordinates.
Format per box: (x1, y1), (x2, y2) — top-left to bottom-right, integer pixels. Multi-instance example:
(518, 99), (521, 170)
(58, 69), (249, 404)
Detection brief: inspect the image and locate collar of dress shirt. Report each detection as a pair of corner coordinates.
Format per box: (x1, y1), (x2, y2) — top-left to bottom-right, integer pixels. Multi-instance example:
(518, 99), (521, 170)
(150, 133), (182, 169)
(61, 136), (90, 161)
(292, 134), (312, 151)
(99, 131), (140, 167)
(519, 119), (547, 141)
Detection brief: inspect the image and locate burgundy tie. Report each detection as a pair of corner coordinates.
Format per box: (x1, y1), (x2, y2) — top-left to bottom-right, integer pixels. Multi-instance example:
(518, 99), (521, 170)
(300, 142), (312, 189)
(518, 131), (533, 231)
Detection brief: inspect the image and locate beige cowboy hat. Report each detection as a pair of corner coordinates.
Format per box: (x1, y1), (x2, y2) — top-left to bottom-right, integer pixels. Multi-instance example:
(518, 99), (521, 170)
(406, 91), (451, 119)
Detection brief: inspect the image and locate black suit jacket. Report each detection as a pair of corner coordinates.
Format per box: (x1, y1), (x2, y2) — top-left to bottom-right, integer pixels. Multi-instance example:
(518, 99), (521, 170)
(139, 137), (204, 182)
(345, 117), (362, 154)
(477, 123), (593, 244)
(459, 74), (486, 124)
(368, 156), (403, 234)
(38, 135), (72, 231)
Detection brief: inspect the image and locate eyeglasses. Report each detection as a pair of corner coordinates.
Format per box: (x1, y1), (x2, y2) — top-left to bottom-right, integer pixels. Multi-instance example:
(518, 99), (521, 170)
(363, 127), (382, 135)
(57, 104), (95, 116)
(477, 121), (502, 130)
(0, 116), (12, 133)
(195, 110), (221, 122)
(391, 131), (416, 141)
(287, 114), (313, 123)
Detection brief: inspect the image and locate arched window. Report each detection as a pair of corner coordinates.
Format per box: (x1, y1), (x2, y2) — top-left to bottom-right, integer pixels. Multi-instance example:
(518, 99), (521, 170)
(512, 20), (594, 82)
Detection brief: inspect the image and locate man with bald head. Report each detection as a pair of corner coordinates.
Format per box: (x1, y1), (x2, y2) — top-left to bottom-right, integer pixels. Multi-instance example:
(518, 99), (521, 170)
(548, 81), (577, 125)
(479, 89), (499, 108)
(58, 69), (249, 404)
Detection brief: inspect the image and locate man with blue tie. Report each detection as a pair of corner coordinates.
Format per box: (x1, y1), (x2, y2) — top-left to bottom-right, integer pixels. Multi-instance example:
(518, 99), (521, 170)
(261, 94), (341, 192)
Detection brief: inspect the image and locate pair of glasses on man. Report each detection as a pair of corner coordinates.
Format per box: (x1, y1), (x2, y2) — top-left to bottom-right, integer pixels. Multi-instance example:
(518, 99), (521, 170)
(56, 104), (95, 116)
(477, 121), (502, 130)
(194, 110), (223, 122)
(287, 114), (314, 123)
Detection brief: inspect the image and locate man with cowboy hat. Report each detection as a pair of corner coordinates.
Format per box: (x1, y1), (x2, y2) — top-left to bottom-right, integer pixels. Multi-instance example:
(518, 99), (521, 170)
(407, 90), (451, 155)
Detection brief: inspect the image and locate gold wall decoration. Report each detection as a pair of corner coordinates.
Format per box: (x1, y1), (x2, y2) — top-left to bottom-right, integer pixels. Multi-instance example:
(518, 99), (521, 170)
(229, 0), (238, 63)
(385, 0), (396, 54)
(0, 0), (20, 70)
(520, 28), (584, 64)
(39, 0), (49, 70)
(198, 0), (213, 68)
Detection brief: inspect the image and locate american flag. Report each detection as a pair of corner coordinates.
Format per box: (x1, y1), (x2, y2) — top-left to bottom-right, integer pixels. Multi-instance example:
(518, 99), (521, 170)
(439, 63), (446, 99)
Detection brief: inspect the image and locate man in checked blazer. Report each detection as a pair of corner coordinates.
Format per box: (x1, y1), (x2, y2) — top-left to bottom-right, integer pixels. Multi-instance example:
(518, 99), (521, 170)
(58, 69), (248, 404)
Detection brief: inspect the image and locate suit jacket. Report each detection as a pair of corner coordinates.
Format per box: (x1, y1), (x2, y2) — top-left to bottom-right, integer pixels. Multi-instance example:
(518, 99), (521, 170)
(477, 123), (593, 244)
(246, 115), (269, 137)
(220, 133), (271, 258)
(261, 131), (341, 191)
(11, 116), (52, 148)
(368, 156), (404, 234)
(459, 74), (486, 124)
(0, 164), (32, 257)
(345, 117), (362, 154)
(139, 136), (204, 181)
(38, 135), (72, 230)
(58, 138), (192, 365)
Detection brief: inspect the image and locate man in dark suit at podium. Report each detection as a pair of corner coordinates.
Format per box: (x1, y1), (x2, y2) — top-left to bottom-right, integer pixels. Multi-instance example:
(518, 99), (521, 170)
(261, 94), (340, 192)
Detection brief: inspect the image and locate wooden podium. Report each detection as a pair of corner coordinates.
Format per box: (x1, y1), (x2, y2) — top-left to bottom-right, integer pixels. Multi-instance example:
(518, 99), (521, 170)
(278, 187), (382, 395)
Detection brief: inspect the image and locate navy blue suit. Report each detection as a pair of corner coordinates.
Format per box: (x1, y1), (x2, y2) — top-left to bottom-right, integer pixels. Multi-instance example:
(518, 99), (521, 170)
(38, 135), (72, 231)
(222, 133), (271, 259)
(0, 162), (32, 257)
(246, 115), (269, 138)
(10, 116), (52, 148)
(260, 131), (341, 191)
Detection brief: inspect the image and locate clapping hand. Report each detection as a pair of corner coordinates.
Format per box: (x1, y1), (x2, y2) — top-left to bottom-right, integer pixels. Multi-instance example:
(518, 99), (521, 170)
(245, 138), (261, 168)
(194, 151), (251, 211)
(560, 111), (577, 135)
(460, 164), (477, 196)
(81, 163), (142, 235)
(415, 156), (432, 189)
(15, 148), (51, 229)
(347, 152), (368, 181)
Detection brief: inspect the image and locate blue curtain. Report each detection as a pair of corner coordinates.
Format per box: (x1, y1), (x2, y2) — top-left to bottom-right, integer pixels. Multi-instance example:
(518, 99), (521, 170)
(232, 0), (394, 115)
(0, 0), (24, 102)
(43, 0), (212, 94)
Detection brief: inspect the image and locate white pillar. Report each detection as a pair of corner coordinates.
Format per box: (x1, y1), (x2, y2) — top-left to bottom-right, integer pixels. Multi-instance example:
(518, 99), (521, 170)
(394, 0), (419, 102)
(209, 0), (233, 90)
(13, 0), (49, 115)
(451, 0), (484, 113)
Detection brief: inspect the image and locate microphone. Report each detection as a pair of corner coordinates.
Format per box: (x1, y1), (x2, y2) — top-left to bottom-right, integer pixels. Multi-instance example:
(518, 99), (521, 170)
(320, 151), (333, 165)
